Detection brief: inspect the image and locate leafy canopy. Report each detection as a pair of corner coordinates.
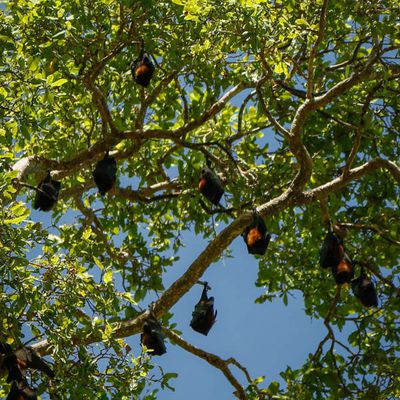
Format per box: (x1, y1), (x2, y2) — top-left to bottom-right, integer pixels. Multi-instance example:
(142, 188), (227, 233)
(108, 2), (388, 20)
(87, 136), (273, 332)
(0, 0), (399, 399)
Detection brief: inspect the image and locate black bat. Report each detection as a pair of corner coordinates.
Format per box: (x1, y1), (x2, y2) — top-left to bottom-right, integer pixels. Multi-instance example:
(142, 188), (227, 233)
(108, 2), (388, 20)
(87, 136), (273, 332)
(33, 172), (61, 212)
(332, 253), (354, 284)
(92, 152), (117, 196)
(198, 165), (224, 206)
(140, 315), (166, 356)
(190, 283), (217, 336)
(242, 213), (271, 255)
(1, 345), (54, 382)
(6, 378), (37, 400)
(319, 224), (344, 269)
(130, 41), (155, 87)
(352, 270), (378, 307)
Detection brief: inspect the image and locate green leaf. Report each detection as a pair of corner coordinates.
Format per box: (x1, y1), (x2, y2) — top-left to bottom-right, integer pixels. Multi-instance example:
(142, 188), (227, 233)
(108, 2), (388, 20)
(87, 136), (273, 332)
(103, 269), (113, 284)
(50, 78), (68, 87)
(93, 256), (105, 270)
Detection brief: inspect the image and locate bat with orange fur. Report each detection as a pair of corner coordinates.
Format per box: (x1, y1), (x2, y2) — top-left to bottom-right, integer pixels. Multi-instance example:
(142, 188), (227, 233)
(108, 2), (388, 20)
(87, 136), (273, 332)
(242, 213), (271, 255)
(332, 253), (354, 284)
(131, 40), (155, 87)
(198, 165), (224, 206)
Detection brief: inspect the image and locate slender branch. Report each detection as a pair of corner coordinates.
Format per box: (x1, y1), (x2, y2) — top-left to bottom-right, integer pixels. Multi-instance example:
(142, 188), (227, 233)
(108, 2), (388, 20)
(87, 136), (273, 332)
(326, 38), (368, 71)
(237, 90), (257, 137)
(115, 181), (182, 202)
(173, 82), (251, 137)
(307, 0), (329, 98)
(84, 79), (118, 135)
(337, 222), (400, 246)
(311, 47), (379, 110)
(342, 82), (383, 176)
(312, 285), (341, 362)
(256, 87), (290, 139)
(74, 196), (121, 261)
(163, 329), (248, 400)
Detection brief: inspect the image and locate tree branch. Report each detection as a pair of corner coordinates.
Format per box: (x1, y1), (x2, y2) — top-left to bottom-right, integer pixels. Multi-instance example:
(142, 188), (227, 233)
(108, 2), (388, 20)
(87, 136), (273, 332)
(163, 328), (248, 400)
(307, 0), (329, 98)
(302, 158), (400, 203)
(337, 222), (400, 246)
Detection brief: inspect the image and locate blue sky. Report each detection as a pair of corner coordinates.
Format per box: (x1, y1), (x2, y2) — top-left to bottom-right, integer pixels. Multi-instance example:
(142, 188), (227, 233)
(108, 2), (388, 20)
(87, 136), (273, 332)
(140, 230), (327, 399)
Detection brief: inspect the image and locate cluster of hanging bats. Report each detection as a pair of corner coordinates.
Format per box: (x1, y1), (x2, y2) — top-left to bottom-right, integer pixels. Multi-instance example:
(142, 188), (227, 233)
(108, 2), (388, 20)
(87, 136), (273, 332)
(9, 42), (377, 399)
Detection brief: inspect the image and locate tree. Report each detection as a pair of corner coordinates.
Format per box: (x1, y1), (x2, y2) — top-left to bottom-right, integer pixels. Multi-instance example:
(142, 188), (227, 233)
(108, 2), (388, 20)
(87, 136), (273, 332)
(1, 0), (399, 398)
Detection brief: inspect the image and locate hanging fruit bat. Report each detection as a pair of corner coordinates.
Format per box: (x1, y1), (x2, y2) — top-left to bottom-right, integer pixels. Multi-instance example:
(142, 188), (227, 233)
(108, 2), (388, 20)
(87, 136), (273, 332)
(332, 253), (354, 284)
(190, 282), (217, 336)
(33, 172), (61, 212)
(242, 213), (271, 255)
(6, 378), (37, 400)
(92, 152), (117, 196)
(1, 346), (54, 382)
(140, 315), (166, 356)
(198, 165), (224, 206)
(352, 269), (378, 307)
(319, 223), (344, 269)
(130, 40), (155, 87)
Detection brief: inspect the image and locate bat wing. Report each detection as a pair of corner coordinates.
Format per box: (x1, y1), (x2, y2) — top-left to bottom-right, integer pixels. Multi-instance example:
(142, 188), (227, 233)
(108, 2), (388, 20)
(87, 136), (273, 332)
(93, 158), (117, 195)
(141, 318), (167, 356)
(359, 277), (378, 307)
(319, 232), (342, 268)
(190, 299), (216, 335)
